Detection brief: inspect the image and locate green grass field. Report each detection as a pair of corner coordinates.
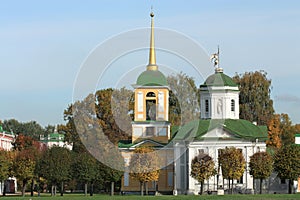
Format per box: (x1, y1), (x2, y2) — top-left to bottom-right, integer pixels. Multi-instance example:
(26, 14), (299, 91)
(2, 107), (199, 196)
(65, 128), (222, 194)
(2, 193), (300, 200)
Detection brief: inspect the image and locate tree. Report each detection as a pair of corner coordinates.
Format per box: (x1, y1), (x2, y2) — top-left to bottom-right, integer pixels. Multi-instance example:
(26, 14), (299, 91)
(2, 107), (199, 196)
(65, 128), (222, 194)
(38, 146), (72, 196)
(95, 88), (133, 144)
(0, 150), (12, 196)
(249, 152), (273, 194)
(279, 113), (295, 146)
(167, 72), (200, 126)
(72, 152), (100, 196)
(274, 144), (300, 194)
(190, 153), (216, 195)
(266, 114), (282, 150)
(218, 147), (246, 193)
(12, 148), (36, 197)
(2, 119), (45, 139)
(129, 147), (160, 196)
(232, 71), (274, 125)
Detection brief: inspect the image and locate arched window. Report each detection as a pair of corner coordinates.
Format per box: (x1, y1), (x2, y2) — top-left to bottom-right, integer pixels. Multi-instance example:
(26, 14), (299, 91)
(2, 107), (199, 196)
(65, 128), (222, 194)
(146, 92), (156, 97)
(231, 99), (235, 112)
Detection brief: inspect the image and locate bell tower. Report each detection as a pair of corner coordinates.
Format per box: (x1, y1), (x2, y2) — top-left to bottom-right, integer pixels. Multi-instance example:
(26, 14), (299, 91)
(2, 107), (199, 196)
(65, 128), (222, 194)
(132, 12), (170, 144)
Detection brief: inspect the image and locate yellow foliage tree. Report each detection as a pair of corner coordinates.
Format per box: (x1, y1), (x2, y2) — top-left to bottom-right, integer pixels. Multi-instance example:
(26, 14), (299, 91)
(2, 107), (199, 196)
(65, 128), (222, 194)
(266, 114), (282, 150)
(129, 147), (160, 196)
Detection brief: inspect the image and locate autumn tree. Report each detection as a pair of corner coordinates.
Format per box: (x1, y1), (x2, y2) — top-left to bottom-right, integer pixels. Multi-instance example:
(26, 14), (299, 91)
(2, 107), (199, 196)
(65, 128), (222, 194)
(266, 114), (282, 151)
(167, 72), (200, 126)
(232, 71), (274, 125)
(129, 147), (160, 196)
(218, 147), (245, 193)
(249, 152), (273, 194)
(95, 88), (134, 144)
(274, 144), (300, 194)
(190, 153), (216, 195)
(12, 148), (36, 197)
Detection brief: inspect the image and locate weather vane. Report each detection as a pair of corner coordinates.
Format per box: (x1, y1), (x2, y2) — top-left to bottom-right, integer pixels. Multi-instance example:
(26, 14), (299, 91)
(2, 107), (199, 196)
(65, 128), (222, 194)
(210, 46), (220, 68)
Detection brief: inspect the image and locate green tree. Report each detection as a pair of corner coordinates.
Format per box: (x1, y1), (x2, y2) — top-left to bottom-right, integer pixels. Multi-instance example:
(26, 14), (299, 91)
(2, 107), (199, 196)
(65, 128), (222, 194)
(2, 119), (44, 139)
(0, 150), (12, 196)
(72, 152), (100, 196)
(218, 147), (246, 193)
(274, 144), (300, 194)
(38, 146), (72, 196)
(129, 147), (160, 196)
(190, 153), (216, 195)
(279, 113), (295, 146)
(232, 71), (274, 125)
(167, 72), (200, 126)
(249, 152), (273, 194)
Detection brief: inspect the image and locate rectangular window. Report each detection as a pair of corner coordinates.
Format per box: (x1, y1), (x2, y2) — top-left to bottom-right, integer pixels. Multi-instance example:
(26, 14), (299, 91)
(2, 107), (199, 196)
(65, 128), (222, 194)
(158, 127), (167, 136)
(205, 99), (209, 113)
(124, 172), (129, 186)
(146, 127), (155, 136)
(237, 175), (243, 184)
(134, 127), (143, 137)
(231, 99), (235, 112)
(158, 92), (164, 113)
(168, 172), (174, 187)
(138, 92), (143, 112)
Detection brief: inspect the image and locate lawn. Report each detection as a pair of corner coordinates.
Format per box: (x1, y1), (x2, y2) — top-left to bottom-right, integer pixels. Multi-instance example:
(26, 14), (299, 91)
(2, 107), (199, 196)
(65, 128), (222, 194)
(2, 193), (300, 200)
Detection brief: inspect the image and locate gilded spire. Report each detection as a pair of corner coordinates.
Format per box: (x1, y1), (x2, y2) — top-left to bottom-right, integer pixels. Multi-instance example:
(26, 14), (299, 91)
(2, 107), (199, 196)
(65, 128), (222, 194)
(147, 11), (158, 71)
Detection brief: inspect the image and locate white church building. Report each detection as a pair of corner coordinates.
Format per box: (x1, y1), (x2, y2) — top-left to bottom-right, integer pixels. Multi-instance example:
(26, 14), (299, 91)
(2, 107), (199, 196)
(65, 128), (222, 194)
(172, 66), (268, 195)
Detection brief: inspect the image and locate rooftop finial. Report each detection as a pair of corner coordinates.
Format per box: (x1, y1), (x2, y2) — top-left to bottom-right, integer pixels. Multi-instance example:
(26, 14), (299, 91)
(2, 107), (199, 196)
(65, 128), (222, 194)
(147, 8), (158, 71)
(211, 46), (223, 73)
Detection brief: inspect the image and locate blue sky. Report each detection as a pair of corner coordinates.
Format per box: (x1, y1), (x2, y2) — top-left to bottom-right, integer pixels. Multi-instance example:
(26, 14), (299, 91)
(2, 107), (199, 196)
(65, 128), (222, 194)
(0, 0), (300, 126)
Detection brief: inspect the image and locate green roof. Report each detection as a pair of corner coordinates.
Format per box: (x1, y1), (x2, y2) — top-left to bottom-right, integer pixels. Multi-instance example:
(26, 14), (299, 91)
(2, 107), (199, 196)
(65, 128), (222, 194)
(173, 119), (268, 141)
(136, 70), (168, 86)
(200, 71), (237, 87)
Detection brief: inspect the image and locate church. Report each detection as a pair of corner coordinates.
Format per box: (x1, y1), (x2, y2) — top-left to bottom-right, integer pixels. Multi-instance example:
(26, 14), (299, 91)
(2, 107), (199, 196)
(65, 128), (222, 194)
(118, 12), (268, 195)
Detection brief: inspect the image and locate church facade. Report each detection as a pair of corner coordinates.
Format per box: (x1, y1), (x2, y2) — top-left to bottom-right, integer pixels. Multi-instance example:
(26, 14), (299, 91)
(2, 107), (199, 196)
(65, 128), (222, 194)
(119, 12), (268, 195)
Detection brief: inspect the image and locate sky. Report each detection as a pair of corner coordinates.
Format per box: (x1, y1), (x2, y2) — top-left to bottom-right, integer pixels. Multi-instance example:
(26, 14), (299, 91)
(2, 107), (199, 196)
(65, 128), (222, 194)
(0, 0), (300, 127)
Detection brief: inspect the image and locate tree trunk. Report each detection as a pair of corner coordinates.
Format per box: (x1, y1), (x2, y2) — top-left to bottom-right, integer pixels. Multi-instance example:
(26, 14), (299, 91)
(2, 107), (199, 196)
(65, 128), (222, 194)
(260, 178), (263, 194)
(90, 182), (94, 196)
(140, 182), (144, 196)
(84, 182), (88, 196)
(200, 181), (204, 195)
(3, 181), (6, 196)
(60, 181), (64, 196)
(228, 179), (231, 193)
(110, 182), (114, 196)
(30, 179), (34, 196)
(231, 179), (234, 194)
(145, 182), (148, 196)
(51, 184), (54, 196)
(22, 180), (27, 197)
(288, 179), (293, 194)
(54, 185), (57, 196)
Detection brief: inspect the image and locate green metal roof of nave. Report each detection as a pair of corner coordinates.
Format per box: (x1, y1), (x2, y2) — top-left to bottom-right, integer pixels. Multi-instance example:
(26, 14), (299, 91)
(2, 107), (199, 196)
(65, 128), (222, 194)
(172, 119), (268, 142)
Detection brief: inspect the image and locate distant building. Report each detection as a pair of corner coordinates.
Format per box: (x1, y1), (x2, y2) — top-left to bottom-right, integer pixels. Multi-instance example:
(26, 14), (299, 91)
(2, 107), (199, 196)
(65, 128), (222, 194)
(40, 130), (72, 150)
(0, 125), (14, 151)
(0, 125), (16, 195)
(296, 134), (300, 193)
